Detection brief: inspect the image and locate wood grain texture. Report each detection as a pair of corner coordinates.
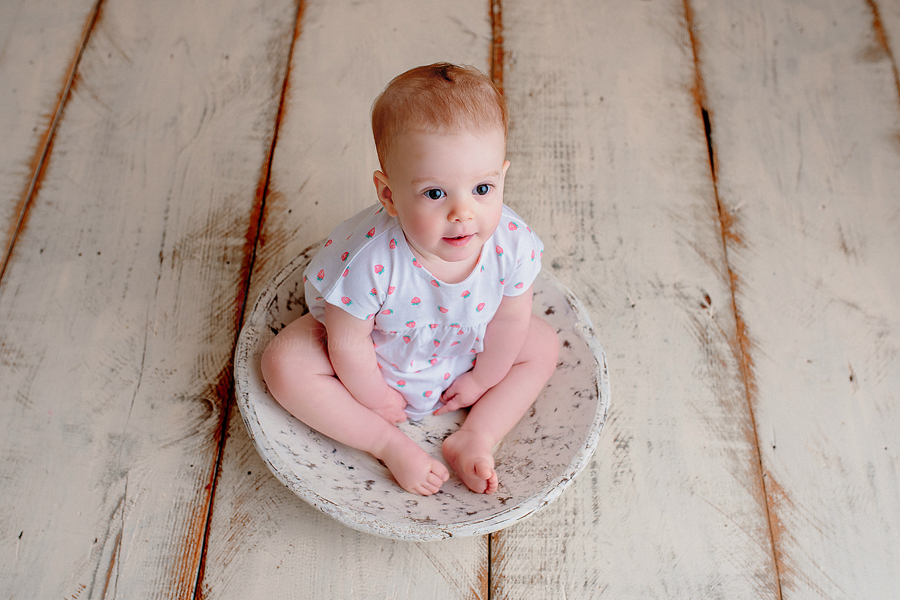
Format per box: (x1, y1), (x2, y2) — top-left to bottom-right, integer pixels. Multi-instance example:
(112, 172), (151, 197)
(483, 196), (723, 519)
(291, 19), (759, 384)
(199, 397), (489, 599)
(865, 0), (900, 101)
(490, 1), (780, 597)
(243, 0), (495, 306)
(879, 0), (900, 51)
(691, 0), (900, 596)
(0, 0), (296, 597)
(2, 0), (896, 596)
(200, 0), (494, 597)
(0, 0), (98, 275)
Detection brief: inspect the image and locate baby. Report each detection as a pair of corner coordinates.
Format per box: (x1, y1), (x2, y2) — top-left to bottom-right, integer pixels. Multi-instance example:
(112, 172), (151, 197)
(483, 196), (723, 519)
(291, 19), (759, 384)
(261, 63), (558, 496)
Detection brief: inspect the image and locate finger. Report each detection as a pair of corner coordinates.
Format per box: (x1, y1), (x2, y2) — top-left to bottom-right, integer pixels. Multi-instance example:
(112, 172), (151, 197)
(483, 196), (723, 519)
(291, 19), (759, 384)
(433, 401), (457, 416)
(436, 398), (462, 415)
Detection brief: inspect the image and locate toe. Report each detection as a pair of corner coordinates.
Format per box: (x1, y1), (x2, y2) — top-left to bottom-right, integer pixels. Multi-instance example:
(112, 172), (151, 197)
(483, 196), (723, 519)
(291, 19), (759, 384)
(473, 458), (494, 480)
(424, 477), (445, 495)
(414, 481), (436, 496)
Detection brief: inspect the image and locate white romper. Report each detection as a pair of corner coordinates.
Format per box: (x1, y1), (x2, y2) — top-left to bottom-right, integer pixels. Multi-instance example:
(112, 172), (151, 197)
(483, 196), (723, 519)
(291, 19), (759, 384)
(304, 203), (543, 419)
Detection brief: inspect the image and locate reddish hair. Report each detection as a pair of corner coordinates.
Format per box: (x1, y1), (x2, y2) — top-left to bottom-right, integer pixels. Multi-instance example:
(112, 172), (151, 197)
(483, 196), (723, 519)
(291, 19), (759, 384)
(372, 63), (508, 174)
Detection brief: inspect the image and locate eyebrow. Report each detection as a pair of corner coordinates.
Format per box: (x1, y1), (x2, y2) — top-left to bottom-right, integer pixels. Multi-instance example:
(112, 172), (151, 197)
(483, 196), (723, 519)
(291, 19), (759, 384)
(410, 170), (501, 187)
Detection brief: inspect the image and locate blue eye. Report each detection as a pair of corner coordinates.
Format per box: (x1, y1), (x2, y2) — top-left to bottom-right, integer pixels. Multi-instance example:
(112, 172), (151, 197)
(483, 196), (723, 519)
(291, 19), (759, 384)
(425, 189), (445, 200)
(474, 184), (491, 196)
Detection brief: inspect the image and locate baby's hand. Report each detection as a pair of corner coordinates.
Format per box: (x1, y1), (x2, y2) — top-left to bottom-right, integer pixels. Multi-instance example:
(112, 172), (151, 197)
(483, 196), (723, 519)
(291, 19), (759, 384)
(434, 372), (489, 416)
(367, 387), (408, 424)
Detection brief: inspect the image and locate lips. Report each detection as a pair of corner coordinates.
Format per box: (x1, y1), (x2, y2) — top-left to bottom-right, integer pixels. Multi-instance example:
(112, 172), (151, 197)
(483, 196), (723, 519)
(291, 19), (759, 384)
(443, 233), (473, 247)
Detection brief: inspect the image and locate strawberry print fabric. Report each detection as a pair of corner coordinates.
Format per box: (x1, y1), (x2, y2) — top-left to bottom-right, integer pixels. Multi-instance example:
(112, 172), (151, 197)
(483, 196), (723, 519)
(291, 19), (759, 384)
(303, 203), (543, 419)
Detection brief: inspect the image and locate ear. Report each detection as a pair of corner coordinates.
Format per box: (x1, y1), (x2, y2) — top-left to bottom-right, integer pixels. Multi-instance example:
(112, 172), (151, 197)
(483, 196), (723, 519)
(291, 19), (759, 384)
(373, 170), (398, 217)
(499, 160), (511, 189)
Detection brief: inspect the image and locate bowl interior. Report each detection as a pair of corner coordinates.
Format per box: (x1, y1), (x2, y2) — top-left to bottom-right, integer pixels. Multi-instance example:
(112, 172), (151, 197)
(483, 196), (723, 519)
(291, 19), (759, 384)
(235, 244), (609, 540)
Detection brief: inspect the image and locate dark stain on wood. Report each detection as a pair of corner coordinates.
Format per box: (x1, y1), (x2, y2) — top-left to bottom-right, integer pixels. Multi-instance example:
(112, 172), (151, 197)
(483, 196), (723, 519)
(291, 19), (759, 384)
(478, 532), (490, 600)
(683, 1), (782, 597)
(100, 527), (123, 599)
(192, 365), (234, 600)
(234, 0), (306, 337)
(0, 0), (103, 285)
(864, 0), (900, 106)
(490, 0), (504, 95)
(761, 472), (797, 594)
(194, 2), (305, 598)
(81, 490), (125, 599)
(489, 530), (506, 598)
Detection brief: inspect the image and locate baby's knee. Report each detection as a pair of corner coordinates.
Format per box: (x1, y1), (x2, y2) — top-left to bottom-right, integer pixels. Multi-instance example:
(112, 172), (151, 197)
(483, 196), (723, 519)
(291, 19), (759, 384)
(530, 314), (560, 373)
(260, 334), (293, 394)
(260, 316), (329, 394)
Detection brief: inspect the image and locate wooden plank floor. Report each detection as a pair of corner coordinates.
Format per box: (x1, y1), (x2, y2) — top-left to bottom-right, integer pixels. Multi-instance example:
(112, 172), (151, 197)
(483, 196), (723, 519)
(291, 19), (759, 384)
(1, 0), (897, 598)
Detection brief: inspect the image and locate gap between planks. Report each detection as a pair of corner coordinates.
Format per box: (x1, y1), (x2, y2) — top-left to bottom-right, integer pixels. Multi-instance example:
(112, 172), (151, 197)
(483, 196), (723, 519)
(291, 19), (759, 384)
(682, 0), (784, 597)
(864, 0), (900, 104)
(488, 2), (503, 598)
(0, 0), (103, 285)
(191, 1), (306, 599)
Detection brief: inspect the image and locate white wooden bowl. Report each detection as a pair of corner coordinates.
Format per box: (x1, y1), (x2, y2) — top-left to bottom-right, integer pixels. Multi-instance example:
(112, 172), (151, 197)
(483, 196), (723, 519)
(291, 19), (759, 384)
(235, 243), (609, 541)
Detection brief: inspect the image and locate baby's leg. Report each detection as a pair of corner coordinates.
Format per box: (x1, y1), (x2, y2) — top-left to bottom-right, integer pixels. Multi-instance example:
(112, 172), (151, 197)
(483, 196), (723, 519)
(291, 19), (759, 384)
(261, 314), (449, 496)
(442, 314), (559, 494)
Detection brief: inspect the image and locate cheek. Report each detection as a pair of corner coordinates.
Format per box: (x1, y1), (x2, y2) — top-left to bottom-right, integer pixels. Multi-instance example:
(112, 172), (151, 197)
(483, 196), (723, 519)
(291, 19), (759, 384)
(482, 203), (503, 231)
(404, 209), (441, 240)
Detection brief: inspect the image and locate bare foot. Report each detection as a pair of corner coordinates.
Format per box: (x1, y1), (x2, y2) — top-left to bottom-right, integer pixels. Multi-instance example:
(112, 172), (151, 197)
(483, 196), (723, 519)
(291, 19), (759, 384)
(442, 429), (498, 494)
(375, 432), (449, 496)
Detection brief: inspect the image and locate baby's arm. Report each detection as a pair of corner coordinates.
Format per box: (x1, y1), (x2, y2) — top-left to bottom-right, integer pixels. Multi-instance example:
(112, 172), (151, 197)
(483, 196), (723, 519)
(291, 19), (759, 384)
(322, 302), (408, 424)
(435, 286), (534, 415)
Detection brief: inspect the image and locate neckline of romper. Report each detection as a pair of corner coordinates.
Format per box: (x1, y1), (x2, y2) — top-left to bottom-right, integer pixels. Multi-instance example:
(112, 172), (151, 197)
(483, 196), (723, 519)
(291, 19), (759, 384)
(393, 223), (492, 289)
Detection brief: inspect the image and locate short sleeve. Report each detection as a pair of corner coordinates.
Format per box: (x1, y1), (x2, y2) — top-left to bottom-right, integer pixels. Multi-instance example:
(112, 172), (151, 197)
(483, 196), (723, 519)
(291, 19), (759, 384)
(303, 209), (394, 322)
(305, 251), (383, 321)
(501, 213), (544, 297)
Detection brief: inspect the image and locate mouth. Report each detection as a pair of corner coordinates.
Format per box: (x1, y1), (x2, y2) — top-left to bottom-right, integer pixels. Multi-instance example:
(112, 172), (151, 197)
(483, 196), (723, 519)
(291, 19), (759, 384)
(443, 234), (473, 247)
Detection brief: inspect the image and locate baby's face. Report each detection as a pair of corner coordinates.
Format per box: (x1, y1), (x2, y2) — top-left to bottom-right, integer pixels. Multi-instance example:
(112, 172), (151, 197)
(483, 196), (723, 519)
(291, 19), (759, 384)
(375, 127), (509, 278)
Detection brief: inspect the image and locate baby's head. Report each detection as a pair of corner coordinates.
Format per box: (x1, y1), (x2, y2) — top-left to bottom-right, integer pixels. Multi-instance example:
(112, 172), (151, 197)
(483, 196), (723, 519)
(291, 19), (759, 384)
(370, 64), (511, 281)
(372, 63), (508, 176)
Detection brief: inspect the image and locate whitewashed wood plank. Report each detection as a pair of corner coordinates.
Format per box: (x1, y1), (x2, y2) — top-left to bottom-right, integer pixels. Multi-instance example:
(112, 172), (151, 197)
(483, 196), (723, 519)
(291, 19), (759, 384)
(243, 1), (495, 304)
(202, 396), (489, 599)
(489, 1), (780, 597)
(691, 0), (900, 596)
(0, 0), (296, 597)
(870, 0), (900, 90)
(0, 0), (98, 271)
(201, 0), (496, 597)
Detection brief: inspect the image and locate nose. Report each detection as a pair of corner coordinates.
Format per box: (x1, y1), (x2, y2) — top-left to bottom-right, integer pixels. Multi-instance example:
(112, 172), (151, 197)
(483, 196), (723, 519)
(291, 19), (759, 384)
(447, 194), (475, 222)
